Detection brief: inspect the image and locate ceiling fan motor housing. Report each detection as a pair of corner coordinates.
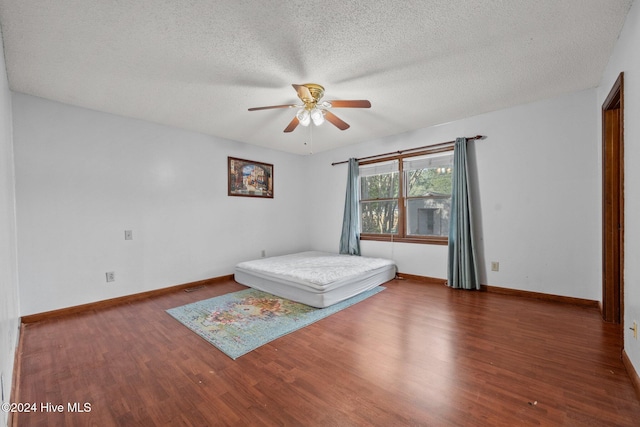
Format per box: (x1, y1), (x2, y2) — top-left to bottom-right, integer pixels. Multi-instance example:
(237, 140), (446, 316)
(301, 83), (325, 107)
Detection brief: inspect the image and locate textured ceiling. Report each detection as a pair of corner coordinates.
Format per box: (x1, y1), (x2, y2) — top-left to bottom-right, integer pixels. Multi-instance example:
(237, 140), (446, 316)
(0, 1), (633, 155)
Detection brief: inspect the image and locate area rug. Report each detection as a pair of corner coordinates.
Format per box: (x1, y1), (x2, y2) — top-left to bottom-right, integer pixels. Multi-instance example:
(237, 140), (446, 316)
(166, 286), (384, 359)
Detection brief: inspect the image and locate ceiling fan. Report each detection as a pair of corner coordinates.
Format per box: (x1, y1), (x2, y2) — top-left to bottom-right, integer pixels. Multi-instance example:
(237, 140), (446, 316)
(248, 83), (371, 133)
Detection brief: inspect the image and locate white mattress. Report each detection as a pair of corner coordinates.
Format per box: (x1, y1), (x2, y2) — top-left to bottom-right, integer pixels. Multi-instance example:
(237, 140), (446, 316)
(234, 251), (396, 308)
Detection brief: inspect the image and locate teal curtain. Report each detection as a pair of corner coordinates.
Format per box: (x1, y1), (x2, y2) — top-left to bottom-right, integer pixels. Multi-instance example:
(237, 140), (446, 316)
(339, 158), (361, 255)
(447, 138), (479, 289)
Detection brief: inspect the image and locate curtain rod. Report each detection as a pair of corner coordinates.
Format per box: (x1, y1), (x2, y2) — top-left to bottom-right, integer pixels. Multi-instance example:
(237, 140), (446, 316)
(331, 135), (485, 166)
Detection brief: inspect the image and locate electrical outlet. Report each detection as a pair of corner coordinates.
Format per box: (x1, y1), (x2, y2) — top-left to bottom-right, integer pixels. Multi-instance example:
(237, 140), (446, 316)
(491, 261), (499, 272)
(124, 230), (133, 240)
(106, 272), (115, 282)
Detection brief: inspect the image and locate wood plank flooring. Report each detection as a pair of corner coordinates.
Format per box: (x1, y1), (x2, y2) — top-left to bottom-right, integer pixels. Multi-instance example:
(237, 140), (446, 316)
(12, 278), (640, 426)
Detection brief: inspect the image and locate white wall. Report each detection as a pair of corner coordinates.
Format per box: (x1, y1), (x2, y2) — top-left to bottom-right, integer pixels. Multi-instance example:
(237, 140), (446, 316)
(598, 0), (640, 381)
(12, 94), (310, 315)
(307, 88), (600, 301)
(0, 25), (20, 427)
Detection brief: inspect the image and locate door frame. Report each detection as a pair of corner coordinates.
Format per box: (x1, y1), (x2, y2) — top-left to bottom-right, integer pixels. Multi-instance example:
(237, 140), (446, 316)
(601, 72), (624, 324)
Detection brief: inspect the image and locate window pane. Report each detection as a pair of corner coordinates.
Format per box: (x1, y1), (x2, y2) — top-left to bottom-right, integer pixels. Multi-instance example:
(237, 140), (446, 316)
(360, 171), (399, 200)
(406, 198), (450, 236)
(360, 200), (398, 234)
(359, 159), (398, 177)
(404, 152), (453, 197)
(403, 151), (453, 171)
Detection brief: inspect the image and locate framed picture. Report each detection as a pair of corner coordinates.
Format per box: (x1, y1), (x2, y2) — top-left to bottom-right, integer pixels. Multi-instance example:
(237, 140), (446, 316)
(228, 157), (274, 198)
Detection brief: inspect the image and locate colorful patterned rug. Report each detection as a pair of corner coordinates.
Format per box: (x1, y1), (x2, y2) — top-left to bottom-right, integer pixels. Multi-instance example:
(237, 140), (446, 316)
(166, 286), (384, 359)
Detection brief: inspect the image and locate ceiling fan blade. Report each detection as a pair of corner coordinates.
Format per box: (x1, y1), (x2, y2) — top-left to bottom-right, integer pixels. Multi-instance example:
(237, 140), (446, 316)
(324, 111), (350, 131)
(327, 100), (371, 108)
(248, 104), (297, 111)
(283, 116), (300, 133)
(292, 84), (313, 103)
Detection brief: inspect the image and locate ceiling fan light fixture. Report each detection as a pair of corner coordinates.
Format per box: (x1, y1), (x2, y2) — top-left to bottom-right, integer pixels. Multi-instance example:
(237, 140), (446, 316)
(310, 108), (325, 126)
(296, 108), (311, 126)
(248, 83), (370, 133)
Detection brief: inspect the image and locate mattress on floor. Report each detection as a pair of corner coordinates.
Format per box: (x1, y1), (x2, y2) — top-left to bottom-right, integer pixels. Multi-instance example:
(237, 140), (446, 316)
(234, 251), (396, 308)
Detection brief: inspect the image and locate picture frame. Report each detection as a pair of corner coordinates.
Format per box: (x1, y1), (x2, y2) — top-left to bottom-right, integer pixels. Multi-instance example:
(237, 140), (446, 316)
(228, 157), (274, 198)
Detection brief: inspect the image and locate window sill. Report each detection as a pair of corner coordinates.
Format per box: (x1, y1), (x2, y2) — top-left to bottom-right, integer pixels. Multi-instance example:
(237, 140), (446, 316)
(360, 235), (448, 245)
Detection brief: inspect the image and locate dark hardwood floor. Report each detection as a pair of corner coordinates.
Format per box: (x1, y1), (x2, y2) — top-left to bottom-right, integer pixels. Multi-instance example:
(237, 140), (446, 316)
(12, 278), (640, 426)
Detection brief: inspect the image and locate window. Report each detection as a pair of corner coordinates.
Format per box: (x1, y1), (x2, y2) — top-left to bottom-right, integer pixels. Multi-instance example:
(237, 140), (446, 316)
(360, 160), (399, 234)
(359, 148), (454, 245)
